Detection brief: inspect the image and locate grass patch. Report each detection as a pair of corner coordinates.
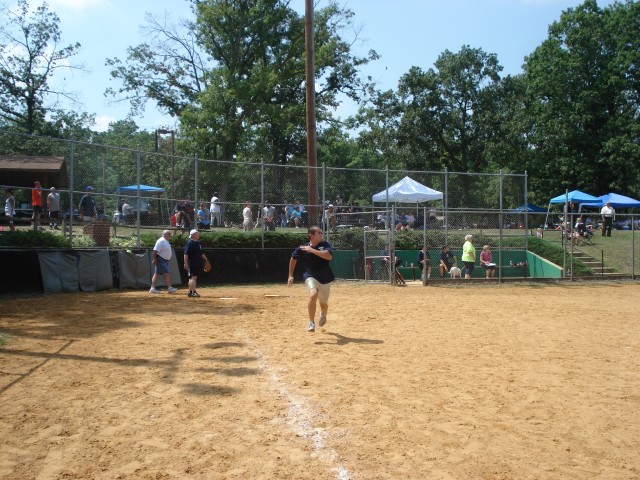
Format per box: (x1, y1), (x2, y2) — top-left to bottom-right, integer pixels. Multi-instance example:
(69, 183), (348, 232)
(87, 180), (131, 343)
(0, 332), (13, 347)
(538, 229), (640, 274)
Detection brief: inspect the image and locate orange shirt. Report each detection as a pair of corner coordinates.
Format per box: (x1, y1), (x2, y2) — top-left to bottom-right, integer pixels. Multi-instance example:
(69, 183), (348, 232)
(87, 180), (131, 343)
(32, 188), (42, 207)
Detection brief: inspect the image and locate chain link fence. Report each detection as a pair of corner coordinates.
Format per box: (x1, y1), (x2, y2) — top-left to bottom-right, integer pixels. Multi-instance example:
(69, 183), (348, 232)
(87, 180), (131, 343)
(1, 130), (637, 280)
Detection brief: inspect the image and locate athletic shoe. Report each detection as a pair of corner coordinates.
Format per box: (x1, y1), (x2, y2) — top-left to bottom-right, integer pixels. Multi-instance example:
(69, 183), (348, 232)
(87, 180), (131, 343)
(167, 287), (178, 293)
(149, 287), (160, 294)
(187, 291), (193, 297)
(318, 313), (327, 327)
(307, 321), (315, 332)
(191, 291), (201, 298)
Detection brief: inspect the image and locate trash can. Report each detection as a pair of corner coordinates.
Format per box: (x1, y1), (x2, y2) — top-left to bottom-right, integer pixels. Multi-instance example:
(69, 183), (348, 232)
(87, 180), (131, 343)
(83, 219), (110, 247)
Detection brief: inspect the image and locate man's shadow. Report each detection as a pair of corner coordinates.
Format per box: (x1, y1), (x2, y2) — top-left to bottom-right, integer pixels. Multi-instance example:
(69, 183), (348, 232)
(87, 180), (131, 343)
(315, 332), (384, 346)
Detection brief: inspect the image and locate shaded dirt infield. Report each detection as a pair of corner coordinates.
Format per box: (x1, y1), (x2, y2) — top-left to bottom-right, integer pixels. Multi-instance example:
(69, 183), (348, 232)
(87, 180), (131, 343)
(1, 282), (639, 479)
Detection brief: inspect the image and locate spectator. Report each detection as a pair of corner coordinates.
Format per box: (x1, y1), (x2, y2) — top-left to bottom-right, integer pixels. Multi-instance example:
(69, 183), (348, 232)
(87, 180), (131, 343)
(439, 245), (457, 277)
(462, 234), (476, 279)
(290, 206), (302, 228)
(575, 216), (593, 240)
(428, 206), (437, 226)
(479, 245), (496, 278)
(149, 230), (178, 294)
(4, 188), (15, 232)
(324, 204), (337, 230)
(121, 200), (133, 224)
(46, 187), (60, 230)
(242, 202), (253, 231)
(175, 200), (193, 231)
(78, 186), (97, 223)
(197, 203), (211, 229)
(209, 192), (221, 227)
(600, 201), (615, 237)
(405, 211), (416, 230)
(417, 246), (432, 280)
(262, 203), (276, 231)
(32, 180), (43, 231)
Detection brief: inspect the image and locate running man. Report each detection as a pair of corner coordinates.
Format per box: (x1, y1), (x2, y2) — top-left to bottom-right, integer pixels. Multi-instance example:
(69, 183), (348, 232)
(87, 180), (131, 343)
(287, 225), (335, 332)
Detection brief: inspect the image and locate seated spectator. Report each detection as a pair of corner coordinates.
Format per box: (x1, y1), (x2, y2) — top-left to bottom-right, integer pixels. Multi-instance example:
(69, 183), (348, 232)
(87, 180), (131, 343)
(417, 246), (432, 280)
(284, 202), (296, 226)
(405, 211), (416, 230)
(197, 203), (210, 229)
(289, 206), (302, 227)
(439, 245), (457, 277)
(575, 216), (593, 240)
(175, 200), (194, 231)
(479, 245), (496, 278)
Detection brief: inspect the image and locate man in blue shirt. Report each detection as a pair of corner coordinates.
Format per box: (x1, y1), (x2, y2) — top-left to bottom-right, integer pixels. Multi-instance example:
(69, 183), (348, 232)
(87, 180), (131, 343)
(287, 226), (335, 332)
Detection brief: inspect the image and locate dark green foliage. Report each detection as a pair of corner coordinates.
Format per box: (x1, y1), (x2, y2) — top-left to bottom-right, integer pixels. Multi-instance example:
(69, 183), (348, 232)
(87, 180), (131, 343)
(0, 231), (69, 248)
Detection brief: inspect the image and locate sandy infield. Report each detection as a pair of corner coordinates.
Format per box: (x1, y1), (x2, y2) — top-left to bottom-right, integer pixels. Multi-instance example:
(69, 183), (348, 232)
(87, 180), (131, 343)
(1, 282), (639, 479)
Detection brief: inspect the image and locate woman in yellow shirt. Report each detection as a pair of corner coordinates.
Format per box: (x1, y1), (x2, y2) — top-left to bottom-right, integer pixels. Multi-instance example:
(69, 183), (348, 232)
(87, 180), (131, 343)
(461, 234), (476, 279)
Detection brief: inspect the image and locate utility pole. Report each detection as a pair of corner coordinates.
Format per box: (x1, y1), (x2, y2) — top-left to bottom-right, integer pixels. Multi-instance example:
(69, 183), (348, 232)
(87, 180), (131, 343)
(305, 0), (318, 226)
(156, 129), (175, 202)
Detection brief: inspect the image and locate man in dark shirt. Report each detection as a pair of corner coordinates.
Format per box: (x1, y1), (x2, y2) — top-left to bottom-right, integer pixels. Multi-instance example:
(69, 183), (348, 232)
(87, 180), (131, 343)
(287, 225), (335, 332)
(439, 245), (457, 277)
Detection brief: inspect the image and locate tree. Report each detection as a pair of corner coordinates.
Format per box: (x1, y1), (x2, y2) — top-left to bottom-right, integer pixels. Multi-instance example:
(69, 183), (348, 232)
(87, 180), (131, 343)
(0, 0), (82, 134)
(523, 0), (640, 199)
(354, 46), (504, 208)
(107, 0), (377, 162)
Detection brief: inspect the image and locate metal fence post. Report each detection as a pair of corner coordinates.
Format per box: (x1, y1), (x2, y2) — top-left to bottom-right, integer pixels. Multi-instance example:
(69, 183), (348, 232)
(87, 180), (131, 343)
(499, 170), (503, 283)
(136, 148), (141, 246)
(68, 138), (75, 246)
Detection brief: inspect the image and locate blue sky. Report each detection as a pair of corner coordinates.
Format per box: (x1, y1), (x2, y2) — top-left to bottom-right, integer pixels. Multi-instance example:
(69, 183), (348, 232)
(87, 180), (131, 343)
(37, 0), (617, 132)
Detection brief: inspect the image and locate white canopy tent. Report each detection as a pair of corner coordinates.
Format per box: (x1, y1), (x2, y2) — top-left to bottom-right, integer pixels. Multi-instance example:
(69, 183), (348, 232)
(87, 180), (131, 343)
(372, 176), (443, 203)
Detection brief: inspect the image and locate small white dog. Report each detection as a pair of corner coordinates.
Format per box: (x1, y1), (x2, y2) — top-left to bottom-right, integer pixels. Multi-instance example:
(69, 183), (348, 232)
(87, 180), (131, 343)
(448, 266), (462, 279)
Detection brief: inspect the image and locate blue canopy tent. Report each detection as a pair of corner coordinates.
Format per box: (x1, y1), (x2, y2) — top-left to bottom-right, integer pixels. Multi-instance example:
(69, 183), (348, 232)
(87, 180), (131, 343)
(549, 190), (599, 204)
(545, 190), (600, 229)
(116, 184), (165, 194)
(580, 192), (640, 209)
(115, 184), (169, 225)
(511, 203), (546, 213)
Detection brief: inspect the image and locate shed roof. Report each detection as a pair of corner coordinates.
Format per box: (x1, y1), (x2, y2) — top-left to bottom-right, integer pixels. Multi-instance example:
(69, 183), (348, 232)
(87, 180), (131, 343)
(0, 155), (65, 172)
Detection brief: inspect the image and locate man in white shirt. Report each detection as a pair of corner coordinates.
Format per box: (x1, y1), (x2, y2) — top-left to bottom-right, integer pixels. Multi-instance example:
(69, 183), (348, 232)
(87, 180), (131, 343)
(242, 202), (253, 232)
(149, 230), (178, 293)
(209, 192), (221, 227)
(46, 187), (60, 230)
(600, 201), (615, 237)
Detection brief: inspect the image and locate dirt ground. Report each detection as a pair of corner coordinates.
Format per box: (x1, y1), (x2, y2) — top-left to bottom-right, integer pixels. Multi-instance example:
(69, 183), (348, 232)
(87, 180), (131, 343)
(1, 281), (639, 480)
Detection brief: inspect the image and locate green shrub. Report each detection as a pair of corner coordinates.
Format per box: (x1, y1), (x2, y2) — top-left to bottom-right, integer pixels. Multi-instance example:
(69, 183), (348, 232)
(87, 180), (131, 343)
(0, 230), (69, 248)
(527, 236), (592, 275)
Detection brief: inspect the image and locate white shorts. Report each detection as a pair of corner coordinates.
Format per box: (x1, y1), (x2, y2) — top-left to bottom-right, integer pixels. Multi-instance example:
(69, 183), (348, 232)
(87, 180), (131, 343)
(305, 277), (331, 304)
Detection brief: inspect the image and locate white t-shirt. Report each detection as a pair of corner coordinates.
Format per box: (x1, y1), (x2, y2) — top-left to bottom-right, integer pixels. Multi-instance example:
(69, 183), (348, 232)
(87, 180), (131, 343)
(210, 196), (220, 213)
(242, 206), (252, 221)
(153, 236), (172, 261)
(600, 205), (615, 218)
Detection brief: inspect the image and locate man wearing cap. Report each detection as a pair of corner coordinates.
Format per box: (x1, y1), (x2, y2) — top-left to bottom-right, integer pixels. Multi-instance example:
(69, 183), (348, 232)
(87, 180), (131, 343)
(47, 187), (60, 230)
(150, 230), (178, 294)
(600, 201), (615, 237)
(183, 229), (209, 297)
(79, 186), (97, 223)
